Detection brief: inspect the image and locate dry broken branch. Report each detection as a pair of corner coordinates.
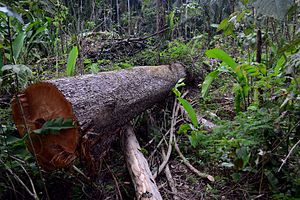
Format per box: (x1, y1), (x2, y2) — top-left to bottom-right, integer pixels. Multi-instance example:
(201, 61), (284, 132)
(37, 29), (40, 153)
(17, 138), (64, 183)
(173, 135), (215, 182)
(122, 125), (162, 200)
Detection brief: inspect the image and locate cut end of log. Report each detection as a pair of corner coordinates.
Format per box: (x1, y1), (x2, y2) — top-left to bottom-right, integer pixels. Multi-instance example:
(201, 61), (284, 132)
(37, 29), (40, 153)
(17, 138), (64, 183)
(11, 82), (79, 171)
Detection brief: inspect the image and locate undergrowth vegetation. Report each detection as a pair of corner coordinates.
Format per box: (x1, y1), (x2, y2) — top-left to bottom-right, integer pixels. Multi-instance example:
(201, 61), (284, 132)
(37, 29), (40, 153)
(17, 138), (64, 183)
(0, 0), (299, 199)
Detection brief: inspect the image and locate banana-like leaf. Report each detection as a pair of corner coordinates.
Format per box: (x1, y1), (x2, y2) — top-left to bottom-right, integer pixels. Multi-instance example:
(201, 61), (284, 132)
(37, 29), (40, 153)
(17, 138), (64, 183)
(201, 70), (220, 98)
(206, 48), (238, 71)
(12, 31), (26, 61)
(178, 97), (199, 128)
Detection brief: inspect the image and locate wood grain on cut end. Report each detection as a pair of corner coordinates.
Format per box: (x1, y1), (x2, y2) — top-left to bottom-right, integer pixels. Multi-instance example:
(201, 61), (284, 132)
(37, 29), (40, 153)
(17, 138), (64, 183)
(11, 82), (79, 171)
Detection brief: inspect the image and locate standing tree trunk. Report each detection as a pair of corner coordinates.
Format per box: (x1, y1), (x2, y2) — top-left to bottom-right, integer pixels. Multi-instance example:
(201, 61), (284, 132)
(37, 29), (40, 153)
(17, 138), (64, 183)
(256, 29), (262, 63)
(116, 0), (120, 29)
(127, 0), (131, 35)
(156, 0), (165, 37)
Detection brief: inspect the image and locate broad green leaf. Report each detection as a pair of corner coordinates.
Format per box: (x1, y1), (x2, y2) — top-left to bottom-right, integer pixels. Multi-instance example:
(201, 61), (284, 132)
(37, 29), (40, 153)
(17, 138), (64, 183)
(188, 131), (203, 148)
(33, 117), (75, 135)
(257, 64), (267, 76)
(206, 48), (238, 71)
(217, 18), (229, 31)
(178, 97), (198, 128)
(201, 70), (220, 98)
(236, 147), (250, 168)
(264, 170), (279, 191)
(66, 46), (78, 76)
(12, 31), (26, 61)
(168, 11), (175, 30)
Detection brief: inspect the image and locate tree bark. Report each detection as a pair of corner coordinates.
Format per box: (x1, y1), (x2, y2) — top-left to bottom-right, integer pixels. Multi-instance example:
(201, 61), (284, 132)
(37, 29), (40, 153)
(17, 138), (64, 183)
(156, 0), (165, 37)
(123, 125), (162, 200)
(12, 64), (186, 171)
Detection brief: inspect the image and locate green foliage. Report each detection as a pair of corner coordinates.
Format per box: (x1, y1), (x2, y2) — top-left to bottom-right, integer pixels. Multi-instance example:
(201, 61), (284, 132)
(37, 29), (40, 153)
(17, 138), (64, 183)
(113, 61), (133, 69)
(202, 48), (249, 111)
(0, 6), (23, 23)
(173, 79), (199, 128)
(206, 48), (238, 71)
(1, 64), (32, 90)
(160, 39), (193, 64)
(0, 0), (299, 199)
(33, 117), (75, 135)
(201, 70), (220, 98)
(178, 97), (199, 128)
(12, 31), (26, 61)
(66, 46), (78, 76)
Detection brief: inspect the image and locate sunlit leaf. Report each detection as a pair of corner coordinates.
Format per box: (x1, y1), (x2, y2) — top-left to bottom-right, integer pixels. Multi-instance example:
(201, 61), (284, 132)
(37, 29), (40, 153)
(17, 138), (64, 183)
(201, 70), (220, 98)
(178, 97), (198, 128)
(66, 46), (78, 76)
(206, 48), (238, 71)
(12, 31), (25, 61)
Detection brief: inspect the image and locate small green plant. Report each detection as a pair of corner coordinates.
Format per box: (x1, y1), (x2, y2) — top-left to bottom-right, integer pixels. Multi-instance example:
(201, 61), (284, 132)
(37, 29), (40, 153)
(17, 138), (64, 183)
(0, 64), (32, 92)
(201, 48), (267, 112)
(173, 78), (199, 128)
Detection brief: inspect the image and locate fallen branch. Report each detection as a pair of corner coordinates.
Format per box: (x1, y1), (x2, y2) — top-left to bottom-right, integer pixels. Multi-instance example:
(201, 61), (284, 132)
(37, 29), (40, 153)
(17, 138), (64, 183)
(123, 125), (162, 200)
(104, 160), (123, 200)
(278, 139), (300, 172)
(162, 148), (180, 200)
(174, 135), (215, 182)
(152, 98), (179, 179)
(0, 158), (38, 200)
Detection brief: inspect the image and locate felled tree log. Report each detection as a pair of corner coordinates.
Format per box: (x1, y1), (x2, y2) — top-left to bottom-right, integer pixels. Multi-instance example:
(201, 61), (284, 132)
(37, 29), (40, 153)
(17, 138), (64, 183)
(123, 125), (162, 200)
(12, 64), (186, 171)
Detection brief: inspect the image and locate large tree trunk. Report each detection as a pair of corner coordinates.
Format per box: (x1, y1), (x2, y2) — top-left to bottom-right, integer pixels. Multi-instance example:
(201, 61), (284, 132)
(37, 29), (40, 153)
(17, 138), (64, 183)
(12, 64), (186, 171)
(123, 125), (162, 200)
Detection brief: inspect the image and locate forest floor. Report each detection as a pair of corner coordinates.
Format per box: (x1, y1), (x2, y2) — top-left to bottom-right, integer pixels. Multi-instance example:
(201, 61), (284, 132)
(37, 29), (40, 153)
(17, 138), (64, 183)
(0, 36), (274, 200)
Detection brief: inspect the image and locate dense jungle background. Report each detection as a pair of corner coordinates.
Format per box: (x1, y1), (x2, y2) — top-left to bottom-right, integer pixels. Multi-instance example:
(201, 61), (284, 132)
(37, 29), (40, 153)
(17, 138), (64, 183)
(0, 0), (299, 199)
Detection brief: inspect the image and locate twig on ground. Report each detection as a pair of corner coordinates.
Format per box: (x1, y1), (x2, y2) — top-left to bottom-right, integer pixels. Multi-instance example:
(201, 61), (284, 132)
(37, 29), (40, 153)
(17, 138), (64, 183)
(278, 139), (300, 172)
(173, 136), (215, 182)
(162, 148), (180, 200)
(152, 98), (179, 179)
(104, 160), (123, 200)
(162, 187), (189, 200)
(149, 130), (170, 159)
(0, 158), (38, 199)
(20, 164), (38, 198)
